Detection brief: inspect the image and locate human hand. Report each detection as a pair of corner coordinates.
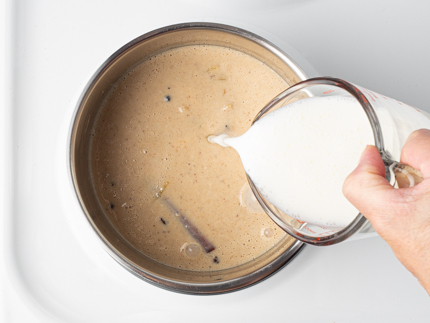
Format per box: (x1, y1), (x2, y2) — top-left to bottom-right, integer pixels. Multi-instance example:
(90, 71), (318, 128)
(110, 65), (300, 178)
(343, 129), (430, 295)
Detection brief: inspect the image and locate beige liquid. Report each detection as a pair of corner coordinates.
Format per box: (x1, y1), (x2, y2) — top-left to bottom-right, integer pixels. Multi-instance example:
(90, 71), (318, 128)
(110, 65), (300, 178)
(91, 45), (289, 271)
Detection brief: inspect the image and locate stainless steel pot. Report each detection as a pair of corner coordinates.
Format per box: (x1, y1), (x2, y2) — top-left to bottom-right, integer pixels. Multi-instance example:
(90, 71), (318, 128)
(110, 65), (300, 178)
(70, 22), (306, 294)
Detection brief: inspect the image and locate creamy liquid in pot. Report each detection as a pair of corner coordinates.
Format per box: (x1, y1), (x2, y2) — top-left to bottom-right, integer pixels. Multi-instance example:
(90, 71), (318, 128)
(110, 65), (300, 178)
(90, 45), (290, 271)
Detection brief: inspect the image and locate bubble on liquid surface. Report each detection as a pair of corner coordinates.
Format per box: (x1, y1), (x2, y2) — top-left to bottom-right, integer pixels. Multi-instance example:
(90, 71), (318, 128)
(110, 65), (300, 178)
(239, 183), (264, 213)
(184, 243), (201, 258)
(207, 134), (231, 147)
(262, 227), (274, 238)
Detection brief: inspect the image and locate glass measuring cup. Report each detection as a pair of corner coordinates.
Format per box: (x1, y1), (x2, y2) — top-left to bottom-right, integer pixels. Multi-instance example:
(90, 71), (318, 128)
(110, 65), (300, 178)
(249, 77), (430, 246)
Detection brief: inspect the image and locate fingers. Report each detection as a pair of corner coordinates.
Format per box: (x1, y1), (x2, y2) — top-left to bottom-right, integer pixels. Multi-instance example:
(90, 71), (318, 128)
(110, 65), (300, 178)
(343, 145), (388, 194)
(401, 129), (430, 178)
(343, 145), (394, 221)
(356, 145), (386, 178)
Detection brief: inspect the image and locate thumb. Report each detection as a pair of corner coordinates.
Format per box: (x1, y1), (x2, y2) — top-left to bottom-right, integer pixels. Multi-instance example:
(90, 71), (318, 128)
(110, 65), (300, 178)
(342, 145), (396, 225)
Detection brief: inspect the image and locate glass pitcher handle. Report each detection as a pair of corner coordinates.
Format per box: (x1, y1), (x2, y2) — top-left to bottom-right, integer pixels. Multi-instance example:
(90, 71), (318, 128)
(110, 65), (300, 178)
(389, 162), (424, 188)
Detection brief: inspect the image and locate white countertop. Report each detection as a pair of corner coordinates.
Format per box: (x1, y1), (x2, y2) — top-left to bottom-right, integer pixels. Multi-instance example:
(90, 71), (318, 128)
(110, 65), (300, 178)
(2, 0), (430, 322)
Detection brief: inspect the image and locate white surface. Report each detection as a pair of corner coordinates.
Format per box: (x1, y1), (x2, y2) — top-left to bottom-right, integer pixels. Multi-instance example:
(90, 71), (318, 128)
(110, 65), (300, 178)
(2, 0), (430, 322)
